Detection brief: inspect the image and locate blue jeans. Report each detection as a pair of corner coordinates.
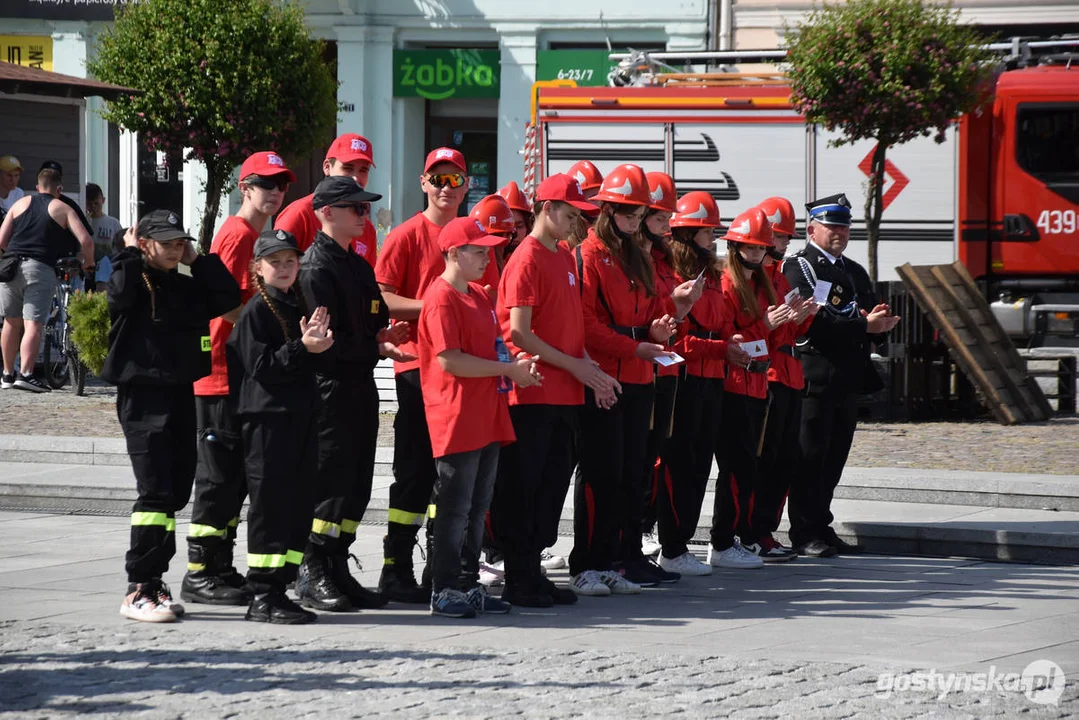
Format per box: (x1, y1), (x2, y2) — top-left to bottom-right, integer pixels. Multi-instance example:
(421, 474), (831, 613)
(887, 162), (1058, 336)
(431, 442), (500, 593)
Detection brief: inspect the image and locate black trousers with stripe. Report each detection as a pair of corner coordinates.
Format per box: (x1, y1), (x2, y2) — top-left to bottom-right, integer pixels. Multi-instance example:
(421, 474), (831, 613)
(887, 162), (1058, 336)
(384, 369), (438, 567)
(188, 395), (247, 557)
(710, 391), (767, 551)
(642, 374), (678, 534)
(753, 382), (803, 538)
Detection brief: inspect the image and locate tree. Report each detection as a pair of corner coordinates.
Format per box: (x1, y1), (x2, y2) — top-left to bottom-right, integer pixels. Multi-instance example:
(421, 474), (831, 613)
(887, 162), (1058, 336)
(784, 0), (993, 282)
(88, 0), (337, 251)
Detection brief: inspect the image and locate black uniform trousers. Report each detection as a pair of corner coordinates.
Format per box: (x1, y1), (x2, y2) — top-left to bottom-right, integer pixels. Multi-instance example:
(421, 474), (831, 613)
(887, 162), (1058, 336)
(243, 411), (317, 594)
(641, 373), (678, 534)
(491, 403), (578, 589)
(753, 382), (803, 538)
(658, 374), (722, 559)
(118, 383), (197, 583)
(188, 396), (247, 562)
(711, 390), (767, 551)
(788, 385), (858, 547)
(569, 382), (655, 576)
(308, 371), (380, 554)
(385, 368), (438, 564)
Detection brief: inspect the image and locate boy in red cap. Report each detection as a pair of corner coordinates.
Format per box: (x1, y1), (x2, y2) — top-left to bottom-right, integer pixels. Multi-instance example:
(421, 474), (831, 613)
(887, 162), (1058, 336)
(418, 217), (539, 618)
(274, 133), (380, 266)
(375, 147), (501, 602)
(183, 151), (294, 606)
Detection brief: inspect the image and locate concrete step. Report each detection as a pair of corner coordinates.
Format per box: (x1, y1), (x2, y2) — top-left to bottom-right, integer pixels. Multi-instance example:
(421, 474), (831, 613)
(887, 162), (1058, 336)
(2, 459), (1077, 565)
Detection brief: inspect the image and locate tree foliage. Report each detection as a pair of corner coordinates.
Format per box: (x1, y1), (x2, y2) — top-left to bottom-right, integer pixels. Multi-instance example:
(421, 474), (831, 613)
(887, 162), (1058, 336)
(785, 0), (994, 281)
(88, 0), (337, 251)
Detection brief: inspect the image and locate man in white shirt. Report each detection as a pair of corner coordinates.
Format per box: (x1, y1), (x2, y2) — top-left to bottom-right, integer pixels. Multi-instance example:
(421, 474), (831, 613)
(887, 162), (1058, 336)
(0, 156), (25, 219)
(85, 183), (123, 286)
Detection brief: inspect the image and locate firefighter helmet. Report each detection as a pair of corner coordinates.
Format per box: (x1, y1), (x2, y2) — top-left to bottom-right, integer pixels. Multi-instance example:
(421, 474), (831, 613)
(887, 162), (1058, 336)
(757, 196), (797, 237)
(645, 172), (678, 213)
(593, 164), (650, 206)
(497, 181), (532, 213)
(670, 191), (722, 229)
(566, 160), (604, 191)
(723, 207), (774, 247)
(469, 194), (516, 236)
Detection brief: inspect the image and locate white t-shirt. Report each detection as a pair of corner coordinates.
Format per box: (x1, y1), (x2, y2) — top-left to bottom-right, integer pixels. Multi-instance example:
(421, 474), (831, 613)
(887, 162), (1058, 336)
(89, 214), (124, 261)
(0, 187), (25, 215)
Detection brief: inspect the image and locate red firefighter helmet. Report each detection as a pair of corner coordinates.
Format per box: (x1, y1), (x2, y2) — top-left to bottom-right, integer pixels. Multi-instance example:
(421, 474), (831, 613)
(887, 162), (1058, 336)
(566, 160), (604, 191)
(469, 194), (516, 236)
(497, 181), (532, 213)
(670, 191), (722, 229)
(723, 207), (775, 247)
(645, 172), (678, 213)
(756, 196), (797, 237)
(593, 164), (650, 206)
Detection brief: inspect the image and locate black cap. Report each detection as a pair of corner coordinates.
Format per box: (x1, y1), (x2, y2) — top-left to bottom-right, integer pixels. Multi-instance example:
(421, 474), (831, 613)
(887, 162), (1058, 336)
(39, 160), (63, 176)
(254, 229), (300, 258)
(312, 176), (382, 210)
(805, 193), (853, 226)
(137, 209), (193, 242)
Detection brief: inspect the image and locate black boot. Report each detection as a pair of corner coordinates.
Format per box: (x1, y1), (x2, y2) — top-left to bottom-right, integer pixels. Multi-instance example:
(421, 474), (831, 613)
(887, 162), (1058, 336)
(218, 532), (248, 592)
(296, 551), (352, 612)
(328, 554), (388, 609)
(181, 542), (247, 606)
(246, 591), (317, 624)
(378, 533), (430, 604)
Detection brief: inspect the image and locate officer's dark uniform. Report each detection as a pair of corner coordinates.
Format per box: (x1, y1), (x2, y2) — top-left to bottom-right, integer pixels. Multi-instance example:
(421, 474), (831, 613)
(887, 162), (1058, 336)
(295, 176), (389, 612)
(782, 194), (883, 555)
(226, 230), (319, 624)
(100, 210), (240, 588)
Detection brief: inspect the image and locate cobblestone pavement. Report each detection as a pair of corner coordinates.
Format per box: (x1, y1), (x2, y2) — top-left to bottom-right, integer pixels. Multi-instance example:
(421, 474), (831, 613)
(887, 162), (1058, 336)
(3, 380), (1077, 475)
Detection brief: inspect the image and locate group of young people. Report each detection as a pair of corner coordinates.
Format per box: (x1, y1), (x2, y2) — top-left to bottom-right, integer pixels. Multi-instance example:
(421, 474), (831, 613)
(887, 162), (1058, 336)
(93, 130), (897, 625)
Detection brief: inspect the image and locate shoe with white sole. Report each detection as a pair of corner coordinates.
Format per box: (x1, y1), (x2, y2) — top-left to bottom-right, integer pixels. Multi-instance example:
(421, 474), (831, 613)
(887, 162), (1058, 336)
(540, 550), (567, 570)
(641, 532), (662, 557)
(570, 570), (611, 597)
(0, 373), (14, 390)
(120, 581), (178, 623)
(658, 551), (712, 576)
(597, 569), (642, 594)
(743, 535), (797, 563)
(708, 541), (764, 569)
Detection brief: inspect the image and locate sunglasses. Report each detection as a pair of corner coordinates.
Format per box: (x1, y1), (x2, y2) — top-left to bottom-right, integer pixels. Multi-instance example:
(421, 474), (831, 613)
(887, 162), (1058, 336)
(245, 175), (290, 191)
(425, 172), (466, 189)
(332, 202), (370, 217)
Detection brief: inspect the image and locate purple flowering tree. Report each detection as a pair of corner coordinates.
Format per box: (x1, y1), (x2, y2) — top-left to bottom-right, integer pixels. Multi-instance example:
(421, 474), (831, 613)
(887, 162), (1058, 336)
(88, 0), (337, 251)
(784, 0), (992, 282)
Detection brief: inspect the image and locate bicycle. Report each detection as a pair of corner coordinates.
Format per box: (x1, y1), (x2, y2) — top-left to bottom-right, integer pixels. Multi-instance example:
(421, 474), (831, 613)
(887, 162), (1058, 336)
(42, 256), (89, 395)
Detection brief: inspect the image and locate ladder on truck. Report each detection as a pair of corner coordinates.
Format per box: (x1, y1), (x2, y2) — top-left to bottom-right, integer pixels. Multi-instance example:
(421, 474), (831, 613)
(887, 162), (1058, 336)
(896, 262), (1053, 425)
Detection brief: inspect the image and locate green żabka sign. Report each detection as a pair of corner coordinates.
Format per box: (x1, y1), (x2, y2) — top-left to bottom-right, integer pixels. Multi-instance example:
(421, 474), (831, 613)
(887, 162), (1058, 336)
(393, 49), (500, 100)
(536, 50), (617, 87)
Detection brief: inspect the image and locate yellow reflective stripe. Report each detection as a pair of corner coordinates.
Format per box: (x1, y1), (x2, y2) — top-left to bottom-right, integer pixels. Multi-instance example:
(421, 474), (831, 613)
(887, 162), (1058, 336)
(388, 508), (425, 526)
(131, 511), (170, 528)
(166, 518), (176, 532)
(285, 550), (303, 565)
(340, 519), (360, 534)
(187, 562), (206, 572)
(228, 516), (240, 528)
(248, 553), (288, 569)
(311, 518), (340, 537)
(188, 523), (227, 538)
(383, 557), (395, 566)
(427, 504), (437, 520)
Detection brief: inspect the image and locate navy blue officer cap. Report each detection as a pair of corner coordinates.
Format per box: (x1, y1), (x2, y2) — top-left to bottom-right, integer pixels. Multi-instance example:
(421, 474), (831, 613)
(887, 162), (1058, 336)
(806, 193), (852, 226)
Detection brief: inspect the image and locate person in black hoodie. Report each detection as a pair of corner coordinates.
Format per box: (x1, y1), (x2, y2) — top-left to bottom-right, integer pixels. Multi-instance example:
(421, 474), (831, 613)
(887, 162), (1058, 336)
(227, 229), (334, 625)
(294, 176), (410, 612)
(101, 210), (240, 623)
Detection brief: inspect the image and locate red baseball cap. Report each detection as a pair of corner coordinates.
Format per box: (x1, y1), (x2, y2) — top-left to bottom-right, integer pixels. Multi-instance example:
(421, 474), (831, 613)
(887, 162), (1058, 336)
(536, 173), (600, 214)
(326, 133), (375, 167)
(239, 151), (296, 182)
(424, 147), (467, 173)
(438, 217), (509, 252)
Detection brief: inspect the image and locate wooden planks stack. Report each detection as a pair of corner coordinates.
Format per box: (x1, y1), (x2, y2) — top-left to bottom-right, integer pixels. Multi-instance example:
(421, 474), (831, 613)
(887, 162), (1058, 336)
(896, 262), (1053, 425)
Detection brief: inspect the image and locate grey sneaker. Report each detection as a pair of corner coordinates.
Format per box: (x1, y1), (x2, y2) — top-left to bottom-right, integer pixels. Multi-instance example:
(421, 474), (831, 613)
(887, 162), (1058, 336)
(430, 588), (476, 618)
(465, 585), (512, 614)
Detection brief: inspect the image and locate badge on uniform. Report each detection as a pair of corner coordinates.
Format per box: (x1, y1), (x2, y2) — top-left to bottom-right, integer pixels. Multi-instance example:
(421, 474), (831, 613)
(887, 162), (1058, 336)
(831, 295), (842, 306)
(370, 299), (380, 314)
(200, 335), (211, 352)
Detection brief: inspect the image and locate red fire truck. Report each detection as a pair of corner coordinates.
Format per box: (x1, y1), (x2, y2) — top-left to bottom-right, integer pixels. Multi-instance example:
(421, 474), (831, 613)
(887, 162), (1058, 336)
(532, 41), (1079, 346)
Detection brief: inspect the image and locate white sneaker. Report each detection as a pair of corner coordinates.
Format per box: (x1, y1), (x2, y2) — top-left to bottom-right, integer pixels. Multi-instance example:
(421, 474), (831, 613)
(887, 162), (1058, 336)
(540, 550), (567, 570)
(478, 561), (504, 588)
(597, 569), (642, 595)
(120, 582), (177, 623)
(570, 570), (611, 596)
(708, 541), (764, 569)
(658, 551), (712, 576)
(641, 533), (662, 557)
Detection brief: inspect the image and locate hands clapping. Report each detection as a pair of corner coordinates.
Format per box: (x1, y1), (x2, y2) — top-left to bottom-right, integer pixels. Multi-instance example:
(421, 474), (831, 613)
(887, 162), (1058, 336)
(300, 306), (334, 354)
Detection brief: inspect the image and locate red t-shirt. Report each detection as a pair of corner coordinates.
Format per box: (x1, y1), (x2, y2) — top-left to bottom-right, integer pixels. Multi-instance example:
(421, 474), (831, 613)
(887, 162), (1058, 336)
(193, 215), (258, 396)
(376, 212), (500, 374)
(498, 236), (585, 406)
(418, 277), (516, 458)
(274, 193), (377, 267)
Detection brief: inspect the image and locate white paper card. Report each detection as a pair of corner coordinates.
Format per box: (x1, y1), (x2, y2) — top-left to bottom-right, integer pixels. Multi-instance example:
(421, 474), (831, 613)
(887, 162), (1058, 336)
(812, 280), (832, 305)
(740, 340), (768, 358)
(784, 288), (802, 305)
(692, 268), (707, 290)
(654, 352), (685, 367)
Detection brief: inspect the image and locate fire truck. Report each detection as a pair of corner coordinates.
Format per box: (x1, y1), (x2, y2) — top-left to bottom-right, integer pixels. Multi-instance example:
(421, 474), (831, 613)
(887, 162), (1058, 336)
(532, 40), (1079, 346)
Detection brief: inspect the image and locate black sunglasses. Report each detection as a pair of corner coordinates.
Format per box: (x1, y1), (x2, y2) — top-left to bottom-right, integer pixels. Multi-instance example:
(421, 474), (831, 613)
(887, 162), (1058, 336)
(244, 175), (290, 191)
(332, 202), (370, 217)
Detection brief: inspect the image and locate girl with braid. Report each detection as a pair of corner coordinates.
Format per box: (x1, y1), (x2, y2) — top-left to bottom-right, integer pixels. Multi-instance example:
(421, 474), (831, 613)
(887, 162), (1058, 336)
(226, 229), (334, 624)
(101, 210), (240, 623)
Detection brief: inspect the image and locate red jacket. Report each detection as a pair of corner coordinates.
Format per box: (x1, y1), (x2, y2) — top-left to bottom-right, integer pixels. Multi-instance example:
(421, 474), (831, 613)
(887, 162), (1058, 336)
(652, 248), (682, 379)
(579, 231), (672, 385)
(676, 273), (733, 380)
(720, 271), (775, 400)
(766, 262), (811, 390)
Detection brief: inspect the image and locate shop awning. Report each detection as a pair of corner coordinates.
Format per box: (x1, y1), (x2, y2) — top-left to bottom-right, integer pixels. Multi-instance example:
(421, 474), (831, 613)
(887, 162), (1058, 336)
(0, 61), (137, 100)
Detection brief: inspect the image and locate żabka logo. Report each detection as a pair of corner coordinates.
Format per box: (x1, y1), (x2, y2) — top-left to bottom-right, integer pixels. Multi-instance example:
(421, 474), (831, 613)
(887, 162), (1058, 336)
(399, 55), (495, 100)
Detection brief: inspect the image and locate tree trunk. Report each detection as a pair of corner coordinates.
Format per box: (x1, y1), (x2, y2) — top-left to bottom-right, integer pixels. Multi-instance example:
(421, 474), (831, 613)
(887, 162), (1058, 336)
(197, 158), (229, 254)
(863, 140), (888, 285)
